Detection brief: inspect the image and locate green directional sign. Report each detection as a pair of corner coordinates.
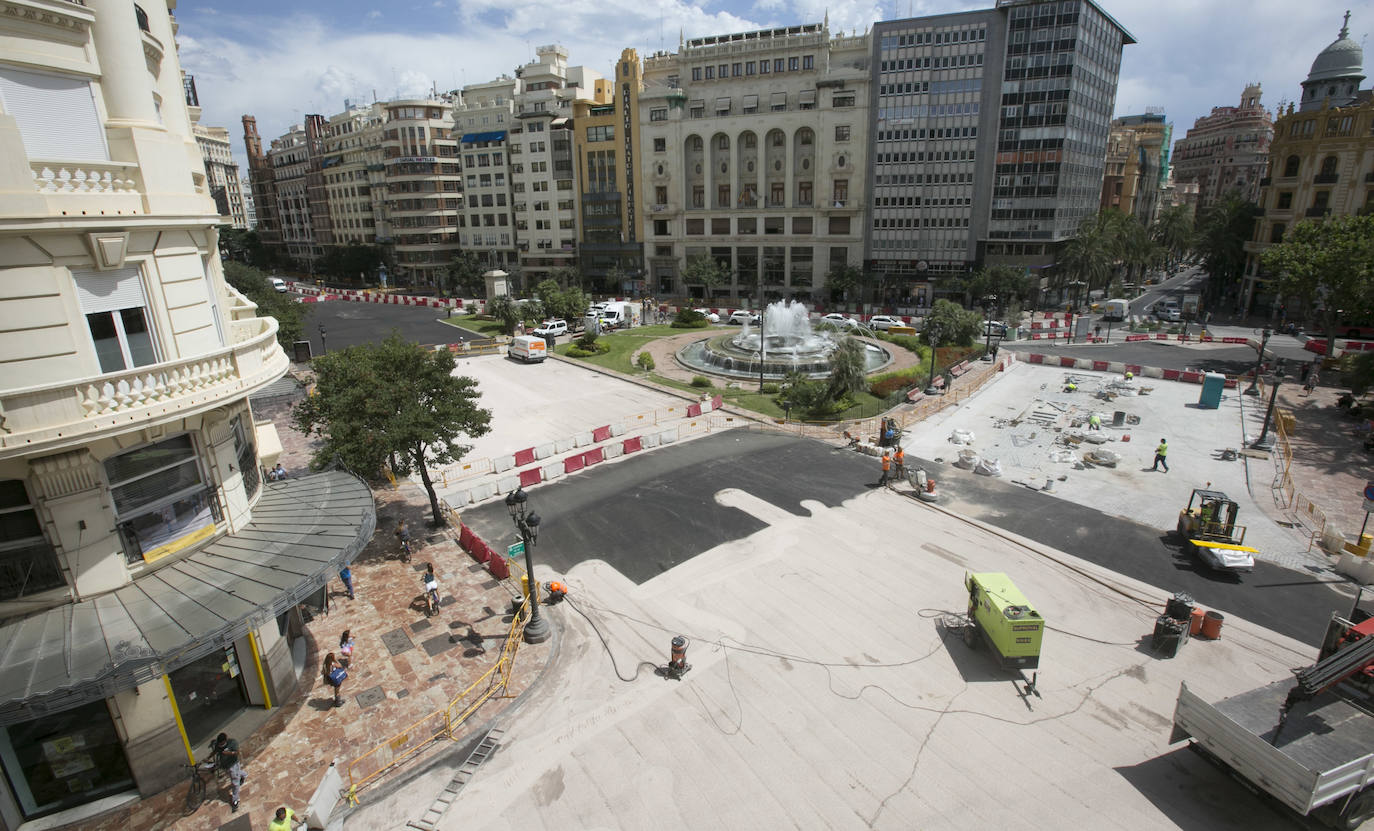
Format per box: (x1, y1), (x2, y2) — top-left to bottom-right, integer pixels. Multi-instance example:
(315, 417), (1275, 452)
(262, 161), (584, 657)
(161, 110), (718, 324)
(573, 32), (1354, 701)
(507, 541), (525, 558)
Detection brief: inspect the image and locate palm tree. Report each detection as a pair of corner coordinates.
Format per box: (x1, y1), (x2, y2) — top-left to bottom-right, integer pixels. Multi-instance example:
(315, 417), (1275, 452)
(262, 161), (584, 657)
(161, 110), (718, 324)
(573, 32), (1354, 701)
(1151, 205), (1195, 270)
(1060, 217), (1113, 305)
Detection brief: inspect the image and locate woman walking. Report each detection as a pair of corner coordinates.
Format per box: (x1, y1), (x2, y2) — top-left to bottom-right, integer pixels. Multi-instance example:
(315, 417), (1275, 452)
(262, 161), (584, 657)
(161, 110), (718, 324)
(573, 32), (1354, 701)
(323, 652), (346, 707)
(338, 631), (355, 670)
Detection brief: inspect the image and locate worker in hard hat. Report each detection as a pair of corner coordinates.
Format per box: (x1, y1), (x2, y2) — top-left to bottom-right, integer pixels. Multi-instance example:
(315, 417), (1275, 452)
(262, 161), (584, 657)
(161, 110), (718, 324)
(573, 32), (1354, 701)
(1064, 380), (1078, 392)
(878, 452), (892, 486)
(1088, 413), (1102, 431)
(1124, 370), (1134, 381)
(544, 581), (567, 603)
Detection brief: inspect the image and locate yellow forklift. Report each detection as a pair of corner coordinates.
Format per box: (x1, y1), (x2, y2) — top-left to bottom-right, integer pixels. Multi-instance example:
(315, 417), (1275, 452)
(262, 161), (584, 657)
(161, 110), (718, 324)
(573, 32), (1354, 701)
(1177, 488), (1258, 572)
(964, 572), (1044, 698)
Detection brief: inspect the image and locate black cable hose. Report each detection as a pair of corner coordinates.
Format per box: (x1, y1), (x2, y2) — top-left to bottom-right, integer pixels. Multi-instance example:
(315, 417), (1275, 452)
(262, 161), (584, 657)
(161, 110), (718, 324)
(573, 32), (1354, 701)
(565, 595), (662, 683)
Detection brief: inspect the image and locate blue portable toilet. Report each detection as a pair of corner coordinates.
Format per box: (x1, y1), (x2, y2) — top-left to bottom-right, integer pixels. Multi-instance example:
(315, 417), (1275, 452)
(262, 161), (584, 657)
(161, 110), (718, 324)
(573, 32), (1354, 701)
(1198, 372), (1226, 409)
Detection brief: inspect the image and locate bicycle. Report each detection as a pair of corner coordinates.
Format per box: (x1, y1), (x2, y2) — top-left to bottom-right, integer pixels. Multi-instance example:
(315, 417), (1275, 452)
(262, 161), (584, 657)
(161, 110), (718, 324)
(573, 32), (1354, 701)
(399, 534), (413, 563)
(183, 760), (215, 815)
(425, 584), (439, 616)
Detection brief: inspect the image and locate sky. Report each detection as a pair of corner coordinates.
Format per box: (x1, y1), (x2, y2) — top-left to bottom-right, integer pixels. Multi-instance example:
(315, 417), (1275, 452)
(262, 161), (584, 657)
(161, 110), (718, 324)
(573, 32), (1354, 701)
(174, 0), (1366, 177)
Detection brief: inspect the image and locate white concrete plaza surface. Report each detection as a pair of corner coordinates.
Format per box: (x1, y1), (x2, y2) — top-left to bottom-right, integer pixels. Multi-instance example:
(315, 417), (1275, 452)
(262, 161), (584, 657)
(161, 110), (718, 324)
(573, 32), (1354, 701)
(444, 354), (694, 463)
(344, 487), (1323, 831)
(897, 361), (1322, 573)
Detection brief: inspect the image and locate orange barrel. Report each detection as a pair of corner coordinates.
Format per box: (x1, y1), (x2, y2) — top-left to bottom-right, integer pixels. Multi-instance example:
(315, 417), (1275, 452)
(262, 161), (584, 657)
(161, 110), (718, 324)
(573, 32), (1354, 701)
(1201, 610), (1224, 639)
(670, 636), (688, 669)
(1189, 608), (1206, 636)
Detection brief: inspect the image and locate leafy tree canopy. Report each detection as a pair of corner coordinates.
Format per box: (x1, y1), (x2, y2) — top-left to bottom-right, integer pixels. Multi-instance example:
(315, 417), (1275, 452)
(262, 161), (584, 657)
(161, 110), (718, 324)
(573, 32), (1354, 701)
(682, 255), (730, 289)
(825, 264), (862, 301)
(1196, 191), (1261, 300)
(923, 298), (983, 346)
(222, 261), (303, 347)
(292, 334), (492, 525)
(1263, 213), (1374, 357)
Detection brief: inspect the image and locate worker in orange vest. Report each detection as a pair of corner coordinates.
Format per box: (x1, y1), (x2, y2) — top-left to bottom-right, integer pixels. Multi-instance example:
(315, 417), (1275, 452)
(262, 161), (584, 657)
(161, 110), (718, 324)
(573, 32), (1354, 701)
(878, 452), (892, 486)
(893, 446), (906, 480)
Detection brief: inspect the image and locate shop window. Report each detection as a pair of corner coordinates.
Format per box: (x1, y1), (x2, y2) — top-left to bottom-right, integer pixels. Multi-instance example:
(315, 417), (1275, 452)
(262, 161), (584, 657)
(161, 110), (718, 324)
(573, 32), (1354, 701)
(105, 434), (220, 565)
(167, 647), (251, 748)
(0, 699), (134, 820)
(0, 479), (65, 601)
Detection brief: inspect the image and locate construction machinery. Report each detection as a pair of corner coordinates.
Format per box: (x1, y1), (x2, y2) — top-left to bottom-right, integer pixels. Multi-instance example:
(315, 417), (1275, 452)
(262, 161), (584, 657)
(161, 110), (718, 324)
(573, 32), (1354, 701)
(1170, 612), (1374, 829)
(1177, 488), (1257, 572)
(963, 572), (1043, 671)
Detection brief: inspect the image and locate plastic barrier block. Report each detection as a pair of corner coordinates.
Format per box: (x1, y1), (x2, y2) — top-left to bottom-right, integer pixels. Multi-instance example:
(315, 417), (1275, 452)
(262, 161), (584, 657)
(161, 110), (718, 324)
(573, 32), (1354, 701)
(573, 431), (593, 447)
(492, 455), (515, 473)
(542, 464), (563, 481)
(1125, 364), (1142, 376)
(488, 554), (509, 580)
(592, 425), (612, 443)
(1161, 369), (1181, 380)
(1224, 377), (1239, 388)
(642, 433), (661, 448)
(623, 436), (643, 453)
(699, 400), (714, 414)
(1028, 353), (1044, 364)
(687, 402), (702, 417)
(712, 395), (723, 409)
(1092, 361), (1109, 371)
(584, 447), (604, 466)
(534, 442), (556, 460)
(513, 447), (536, 467)
(604, 443), (624, 459)
(1126, 334), (1148, 342)
(564, 455), (585, 474)
(459, 525), (474, 550)
(1179, 371), (1202, 383)
(469, 538), (490, 564)
(496, 474), (520, 494)
(554, 437), (577, 453)
(610, 424), (625, 436)
(1060, 356), (1077, 367)
(518, 467), (542, 487)
(659, 429), (678, 444)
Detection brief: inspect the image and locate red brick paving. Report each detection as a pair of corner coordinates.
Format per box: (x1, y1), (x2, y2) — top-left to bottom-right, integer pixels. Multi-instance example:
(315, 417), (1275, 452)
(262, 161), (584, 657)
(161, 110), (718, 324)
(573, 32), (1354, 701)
(1275, 381), (1374, 543)
(70, 384), (548, 831)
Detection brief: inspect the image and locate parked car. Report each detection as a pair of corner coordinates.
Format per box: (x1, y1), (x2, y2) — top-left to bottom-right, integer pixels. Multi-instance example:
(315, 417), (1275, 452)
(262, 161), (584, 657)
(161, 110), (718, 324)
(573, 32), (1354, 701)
(533, 319), (568, 337)
(820, 313), (860, 329)
(692, 308), (720, 323)
(1154, 305), (1181, 322)
(866, 315), (903, 331)
(748, 313), (762, 326)
(728, 310), (753, 325)
(984, 321), (1008, 337)
(269, 277), (288, 293)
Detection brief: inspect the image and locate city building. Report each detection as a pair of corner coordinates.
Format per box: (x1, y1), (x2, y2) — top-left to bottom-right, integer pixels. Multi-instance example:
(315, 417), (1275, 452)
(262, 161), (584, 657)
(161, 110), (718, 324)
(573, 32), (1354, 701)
(1099, 112), (1169, 223)
(243, 115), (280, 249)
(573, 49), (646, 293)
(1171, 83), (1274, 213)
(869, 0), (1134, 306)
(380, 98), (463, 288)
(1241, 13), (1372, 316)
(1158, 164), (1200, 215)
(0, 0), (374, 825)
(322, 102), (386, 248)
(264, 121), (320, 270)
(454, 76), (520, 272)
(186, 76), (247, 229)
(241, 175), (257, 228)
(638, 23), (873, 303)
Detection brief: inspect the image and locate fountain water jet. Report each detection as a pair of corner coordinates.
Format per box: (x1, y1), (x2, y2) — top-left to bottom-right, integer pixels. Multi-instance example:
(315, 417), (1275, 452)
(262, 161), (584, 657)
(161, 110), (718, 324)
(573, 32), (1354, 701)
(677, 300), (891, 380)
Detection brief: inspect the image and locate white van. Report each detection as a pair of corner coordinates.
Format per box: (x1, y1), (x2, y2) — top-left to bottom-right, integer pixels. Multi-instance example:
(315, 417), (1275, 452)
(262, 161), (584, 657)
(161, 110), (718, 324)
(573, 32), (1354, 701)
(598, 301), (636, 330)
(508, 335), (547, 363)
(1102, 299), (1129, 321)
(269, 277), (288, 293)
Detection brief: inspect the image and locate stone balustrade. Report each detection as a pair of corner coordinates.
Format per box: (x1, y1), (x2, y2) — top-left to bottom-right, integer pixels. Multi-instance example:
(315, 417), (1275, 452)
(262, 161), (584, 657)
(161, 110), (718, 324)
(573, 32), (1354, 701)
(30, 160), (142, 195)
(0, 317), (289, 456)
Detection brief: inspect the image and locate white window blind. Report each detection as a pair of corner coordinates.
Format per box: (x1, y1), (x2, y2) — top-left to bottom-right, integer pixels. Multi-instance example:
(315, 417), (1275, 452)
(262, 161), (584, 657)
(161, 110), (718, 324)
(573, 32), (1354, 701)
(0, 65), (109, 161)
(799, 90), (816, 105)
(73, 267), (147, 314)
(715, 97), (731, 112)
(743, 95), (759, 109)
(770, 92), (787, 108)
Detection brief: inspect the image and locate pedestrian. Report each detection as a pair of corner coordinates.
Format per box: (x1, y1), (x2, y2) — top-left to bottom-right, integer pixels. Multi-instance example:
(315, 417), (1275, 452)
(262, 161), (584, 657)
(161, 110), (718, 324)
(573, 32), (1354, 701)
(422, 563), (440, 615)
(1088, 413), (1102, 431)
(878, 452), (892, 486)
(338, 630), (355, 670)
(1300, 361), (1311, 383)
(211, 732), (246, 812)
(339, 565), (354, 600)
(271, 463), (286, 480)
(268, 805), (305, 831)
(1303, 371), (1319, 396)
(893, 446), (906, 480)
(1094, 324), (1102, 341)
(1151, 438), (1169, 473)
(323, 652), (346, 706)
(395, 519), (411, 561)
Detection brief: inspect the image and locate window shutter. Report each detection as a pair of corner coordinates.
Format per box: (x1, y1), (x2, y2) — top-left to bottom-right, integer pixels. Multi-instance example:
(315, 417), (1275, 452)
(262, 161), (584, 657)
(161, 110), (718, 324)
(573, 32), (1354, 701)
(743, 94), (759, 109)
(0, 66), (109, 161)
(770, 92), (787, 108)
(799, 90), (816, 105)
(73, 267), (147, 314)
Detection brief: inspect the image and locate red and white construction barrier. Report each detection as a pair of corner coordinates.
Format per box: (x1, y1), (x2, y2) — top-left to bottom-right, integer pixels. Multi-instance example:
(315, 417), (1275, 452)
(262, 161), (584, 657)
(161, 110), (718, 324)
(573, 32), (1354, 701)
(1018, 352), (1239, 388)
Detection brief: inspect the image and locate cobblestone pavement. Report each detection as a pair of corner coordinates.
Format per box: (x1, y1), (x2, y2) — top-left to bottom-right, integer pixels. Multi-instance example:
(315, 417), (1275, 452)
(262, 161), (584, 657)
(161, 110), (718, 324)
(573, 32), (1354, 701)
(1269, 380), (1374, 544)
(74, 386), (547, 831)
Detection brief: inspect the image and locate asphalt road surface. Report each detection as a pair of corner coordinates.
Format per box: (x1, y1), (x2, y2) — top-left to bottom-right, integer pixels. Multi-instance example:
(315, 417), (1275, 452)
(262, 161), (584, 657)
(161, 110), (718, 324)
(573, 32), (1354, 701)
(456, 430), (1356, 647)
(1015, 340), (1315, 374)
(299, 296), (482, 353)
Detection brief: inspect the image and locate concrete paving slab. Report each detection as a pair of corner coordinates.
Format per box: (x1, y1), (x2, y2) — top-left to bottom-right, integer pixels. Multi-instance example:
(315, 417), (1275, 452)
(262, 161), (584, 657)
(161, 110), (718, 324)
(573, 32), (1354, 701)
(340, 484), (1324, 831)
(896, 361), (1328, 574)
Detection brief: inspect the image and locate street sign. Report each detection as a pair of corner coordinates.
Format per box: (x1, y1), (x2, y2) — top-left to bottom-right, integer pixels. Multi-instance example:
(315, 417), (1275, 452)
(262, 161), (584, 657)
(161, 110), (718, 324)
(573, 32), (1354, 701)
(1365, 481), (1374, 501)
(507, 541), (525, 558)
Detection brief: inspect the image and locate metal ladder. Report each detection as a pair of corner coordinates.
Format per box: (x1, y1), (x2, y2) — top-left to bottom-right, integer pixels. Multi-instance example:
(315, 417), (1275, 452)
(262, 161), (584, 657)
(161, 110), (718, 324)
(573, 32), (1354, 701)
(406, 727), (505, 831)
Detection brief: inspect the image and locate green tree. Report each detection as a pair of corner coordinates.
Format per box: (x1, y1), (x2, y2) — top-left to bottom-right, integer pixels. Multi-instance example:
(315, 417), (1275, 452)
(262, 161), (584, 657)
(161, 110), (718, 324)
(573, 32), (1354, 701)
(292, 335), (492, 526)
(1195, 191), (1261, 305)
(1262, 214), (1374, 358)
(954, 265), (1034, 319)
(826, 337), (867, 403)
(448, 250), (485, 297)
(1345, 352), (1374, 396)
(825, 264), (862, 303)
(682, 255), (730, 294)
(222, 261), (303, 348)
(1118, 218), (1160, 289)
(319, 242), (384, 283)
(485, 296), (522, 336)
(219, 227), (271, 267)
(1060, 215), (1114, 303)
(1152, 205), (1195, 269)
(923, 299), (982, 346)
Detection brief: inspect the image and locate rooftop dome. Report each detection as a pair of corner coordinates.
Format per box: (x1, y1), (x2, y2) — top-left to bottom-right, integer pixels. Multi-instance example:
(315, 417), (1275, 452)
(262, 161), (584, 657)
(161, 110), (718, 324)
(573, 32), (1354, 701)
(1306, 12), (1365, 84)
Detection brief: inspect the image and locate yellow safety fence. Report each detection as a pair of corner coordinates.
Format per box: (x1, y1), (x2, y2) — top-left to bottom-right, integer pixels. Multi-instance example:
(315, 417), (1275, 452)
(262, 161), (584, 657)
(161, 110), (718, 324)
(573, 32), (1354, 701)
(1263, 380), (1327, 551)
(346, 592), (531, 793)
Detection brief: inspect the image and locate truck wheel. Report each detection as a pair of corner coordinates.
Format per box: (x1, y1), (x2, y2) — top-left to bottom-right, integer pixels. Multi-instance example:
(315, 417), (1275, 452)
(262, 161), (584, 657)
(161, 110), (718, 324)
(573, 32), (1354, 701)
(1337, 787), (1374, 830)
(963, 622), (978, 649)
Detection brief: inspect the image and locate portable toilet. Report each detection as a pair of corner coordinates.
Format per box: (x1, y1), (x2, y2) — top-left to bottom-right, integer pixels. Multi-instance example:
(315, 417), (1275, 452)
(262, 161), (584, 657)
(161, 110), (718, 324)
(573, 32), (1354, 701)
(1198, 372), (1226, 409)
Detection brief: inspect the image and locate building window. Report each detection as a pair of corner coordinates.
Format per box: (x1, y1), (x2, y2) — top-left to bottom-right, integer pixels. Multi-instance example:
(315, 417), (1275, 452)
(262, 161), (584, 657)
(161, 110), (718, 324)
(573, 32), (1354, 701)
(0, 698), (134, 820)
(654, 219), (670, 235)
(835, 125), (850, 142)
(1282, 155), (1300, 177)
(774, 59), (785, 73)
(653, 137), (666, 152)
(1277, 191), (1292, 209)
(74, 268), (157, 374)
(788, 57), (799, 71)
(0, 480), (64, 601)
(692, 67), (702, 81)
(717, 185), (731, 208)
(232, 414), (260, 500)
(760, 61), (770, 75)
(686, 218), (705, 235)
(1269, 223), (1285, 244)
(106, 434), (220, 565)
(802, 55), (814, 70)
(655, 186), (668, 205)
(828, 216), (851, 235)
(650, 108), (667, 122)
(719, 64), (728, 78)
(832, 179), (849, 206)
(692, 186), (705, 208)
(0, 66), (110, 161)
(704, 66), (714, 79)
(797, 181), (812, 206)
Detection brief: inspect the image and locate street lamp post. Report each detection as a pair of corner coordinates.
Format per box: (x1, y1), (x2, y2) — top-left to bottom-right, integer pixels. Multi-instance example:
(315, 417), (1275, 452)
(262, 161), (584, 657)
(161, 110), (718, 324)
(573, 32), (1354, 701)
(1245, 328), (1273, 396)
(982, 295), (998, 361)
(1253, 359), (1286, 448)
(504, 487), (551, 644)
(924, 321), (942, 395)
(318, 324), (327, 355)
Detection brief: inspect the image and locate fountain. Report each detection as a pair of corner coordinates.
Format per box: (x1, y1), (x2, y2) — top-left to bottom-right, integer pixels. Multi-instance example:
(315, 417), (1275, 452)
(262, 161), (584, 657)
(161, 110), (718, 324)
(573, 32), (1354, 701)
(677, 300), (892, 381)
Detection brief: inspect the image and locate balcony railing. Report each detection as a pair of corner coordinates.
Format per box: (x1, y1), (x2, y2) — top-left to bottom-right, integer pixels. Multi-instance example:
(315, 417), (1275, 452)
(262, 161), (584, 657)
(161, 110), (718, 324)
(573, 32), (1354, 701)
(0, 317), (288, 456)
(29, 160), (141, 195)
(1313, 173), (1338, 184)
(1305, 206), (1329, 217)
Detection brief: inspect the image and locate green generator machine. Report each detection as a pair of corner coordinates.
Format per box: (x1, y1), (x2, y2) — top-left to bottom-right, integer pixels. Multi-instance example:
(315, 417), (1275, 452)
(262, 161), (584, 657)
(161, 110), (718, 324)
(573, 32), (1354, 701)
(964, 572), (1044, 670)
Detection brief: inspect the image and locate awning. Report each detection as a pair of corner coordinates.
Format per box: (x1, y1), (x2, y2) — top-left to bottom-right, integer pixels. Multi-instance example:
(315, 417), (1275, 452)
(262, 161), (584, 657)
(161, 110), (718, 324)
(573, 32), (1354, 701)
(743, 94), (758, 109)
(799, 89), (816, 105)
(0, 470), (376, 725)
(770, 92), (787, 108)
(460, 130), (508, 144)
